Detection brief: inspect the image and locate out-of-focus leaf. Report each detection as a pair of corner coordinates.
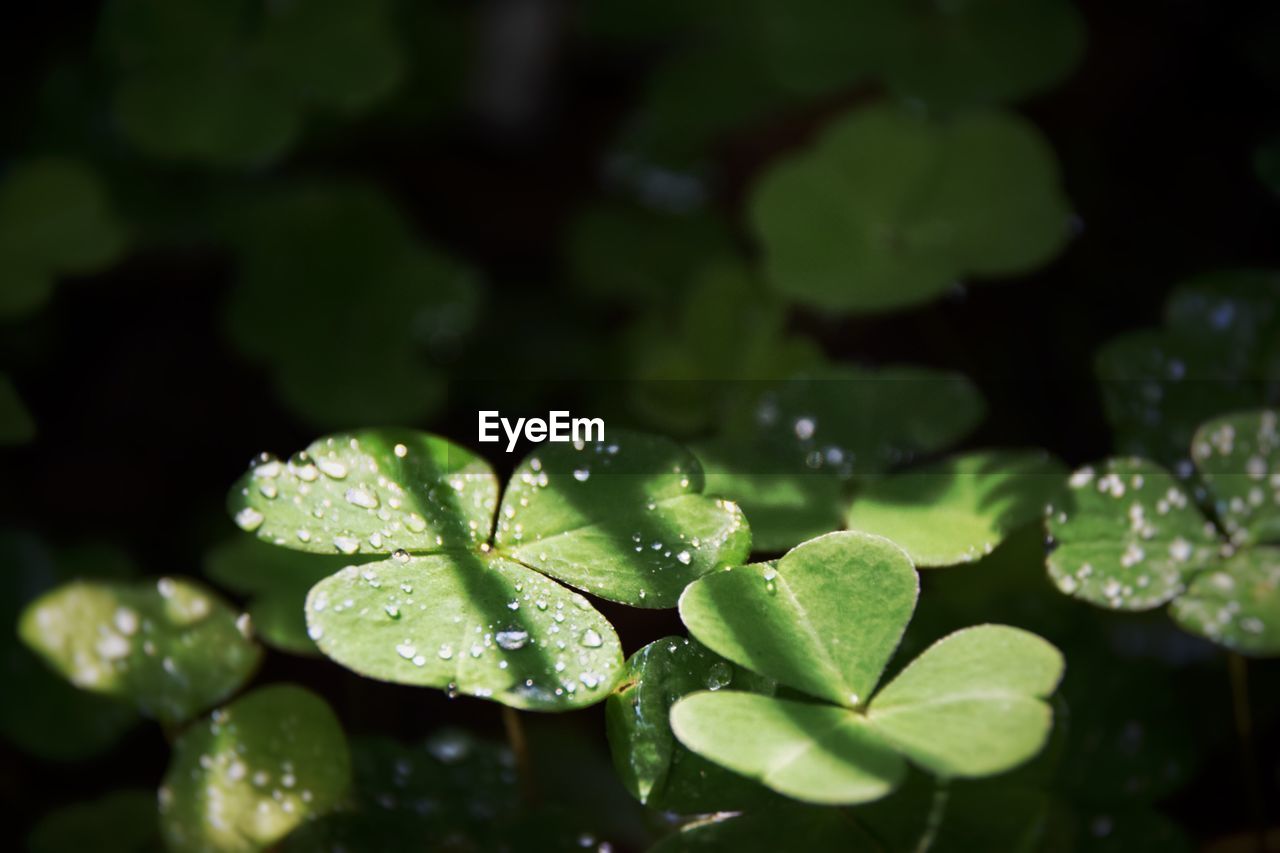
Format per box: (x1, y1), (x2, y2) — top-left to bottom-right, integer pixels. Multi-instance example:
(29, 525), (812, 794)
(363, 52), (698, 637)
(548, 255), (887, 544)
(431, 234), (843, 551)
(100, 0), (403, 166)
(700, 365), (984, 552)
(28, 790), (160, 853)
(1045, 459), (1219, 610)
(846, 451), (1067, 567)
(0, 373), (35, 444)
(160, 684), (350, 852)
(1169, 549), (1280, 656)
(606, 636), (776, 812)
(649, 804), (877, 852)
(223, 185), (480, 429)
(0, 158), (126, 317)
(19, 577), (261, 724)
(1095, 271), (1280, 467)
(1192, 410), (1280, 545)
(1256, 135), (1280, 198)
(751, 106), (1071, 313)
(205, 537), (354, 655)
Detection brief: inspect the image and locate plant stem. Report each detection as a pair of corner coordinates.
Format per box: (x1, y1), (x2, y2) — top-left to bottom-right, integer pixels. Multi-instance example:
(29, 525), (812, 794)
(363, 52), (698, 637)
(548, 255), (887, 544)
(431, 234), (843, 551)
(501, 705), (537, 806)
(1228, 653), (1267, 853)
(914, 778), (950, 853)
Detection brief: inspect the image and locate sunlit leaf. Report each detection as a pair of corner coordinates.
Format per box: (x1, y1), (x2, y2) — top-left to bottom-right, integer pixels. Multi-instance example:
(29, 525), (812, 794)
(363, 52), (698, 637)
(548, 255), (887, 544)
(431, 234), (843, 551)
(305, 553), (624, 710)
(19, 577), (261, 724)
(866, 625), (1063, 777)
(223, 185), (480, 428)
(846, 450), (1067, 567)
(670, 692), (906, 805)
(1169, 549), (1280, 656)
(751, 106), (1071, 313)
(605, 636), (776, 812)
(0, 158), (126, 317)
(101, 0), (403, 166)
(679, 532), (917, 707)
(1045, 459), (1219, 610)
(160, 684), (350, 852)
(28, 790), (159, 853)
(1191, 410), (1280, 546)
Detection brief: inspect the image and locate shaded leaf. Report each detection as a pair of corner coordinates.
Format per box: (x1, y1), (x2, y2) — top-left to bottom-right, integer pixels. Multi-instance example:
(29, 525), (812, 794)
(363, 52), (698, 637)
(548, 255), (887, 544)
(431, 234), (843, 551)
(161, 684), (350, 852)
(847, 450), (1067, 567)
(679, 531), (917, 707)
(670, 692), (906, 805)
(0, 158), (126, 317)
(1045, 459), (1219, 610)
(751, 106), (1070, 313)
(0, 373), (35, 444)
(306, 553), (624, 709)
(28, 790), (160, 853)
(866, 625), (1063, 777)
(606, 636), (776, 812)
(19, 577), (261, 724)
(649, 801), (877, 852)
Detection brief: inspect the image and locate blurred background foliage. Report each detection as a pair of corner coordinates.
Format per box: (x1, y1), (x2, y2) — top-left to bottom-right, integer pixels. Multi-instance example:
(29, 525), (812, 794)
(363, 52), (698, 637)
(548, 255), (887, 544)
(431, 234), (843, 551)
(2, 0), (1279, 850)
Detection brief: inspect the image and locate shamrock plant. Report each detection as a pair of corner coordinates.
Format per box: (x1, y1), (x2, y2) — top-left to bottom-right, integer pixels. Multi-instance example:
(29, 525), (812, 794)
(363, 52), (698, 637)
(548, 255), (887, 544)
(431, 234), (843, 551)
(1047, 409), (1280, 655)
(751, 106), (1073, 313)
(227, 429), (750, 709)
(652, 531), (1063, 805)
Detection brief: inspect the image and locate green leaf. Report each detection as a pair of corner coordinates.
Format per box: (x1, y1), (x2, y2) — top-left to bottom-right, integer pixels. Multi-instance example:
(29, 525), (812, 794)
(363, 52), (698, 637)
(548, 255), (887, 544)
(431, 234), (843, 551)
(160, 684), (350, 853)
(700, 365), (984, 552)
(605, 636), (776, 812)
(846, 450), (1067, 567)
(1095, 271), (1280, 466)
(679, 531), (917, 707)
(1192, 410), (1280, 546)
(228, 430), (498, 557)
(751, 106), (1070, 313)
(0, 374), (35, 444)
(28, 790), (159, 853)
(205, 538), (354, 655)
(671, 692), (905, 805)
(866, 625), (1063, 777)
(223, 185), (479, 429)
(0, 158), (126, 317)
(101, 0), (402, 166)
(1169, 548), (1280, 656)
(19, 577), (261, 724)
(1045, 459), (1220, 610)
(494, 430), (751, 607)
(305, 553), (624, 709)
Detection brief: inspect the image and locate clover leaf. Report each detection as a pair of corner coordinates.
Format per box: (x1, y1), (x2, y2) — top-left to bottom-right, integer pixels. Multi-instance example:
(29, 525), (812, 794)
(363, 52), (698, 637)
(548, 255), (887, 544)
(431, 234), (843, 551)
(697, 365), (984, 551)
(1095, 270), (1280, 468)
(100, 0), (403, 166)
(605, 635), (777, 813)
(19, 576), (261, 724)
(1047, 410), (1280, 655)
(28, 790), (159, 853)
(672, 531), (1063, 804)
(0, 158), (126, 318)
(227, 429), (749, 709)
(160, 684), (350, 852)
(751, 106), (1072, 313)
(846, 450), (1068, 567)
(223, 184), (480, 429)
